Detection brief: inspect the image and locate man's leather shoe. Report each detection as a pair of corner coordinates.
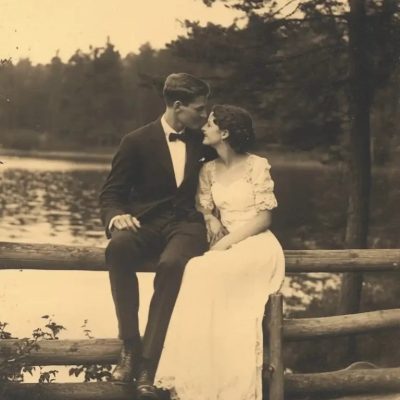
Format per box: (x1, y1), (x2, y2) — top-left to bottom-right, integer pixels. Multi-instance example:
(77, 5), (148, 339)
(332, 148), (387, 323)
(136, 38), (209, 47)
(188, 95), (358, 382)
(111, 340), (140, 383)
(136, 367), (159, 400)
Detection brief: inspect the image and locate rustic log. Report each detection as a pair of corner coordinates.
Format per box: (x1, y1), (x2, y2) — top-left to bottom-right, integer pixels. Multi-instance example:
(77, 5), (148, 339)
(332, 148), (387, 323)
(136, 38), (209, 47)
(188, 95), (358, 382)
(0, 339), (121, 365)
(3, 368), (400, 399)
(0, 242), (150, 271)
(4, 306), (400, 366)
(0, 382), (136, 400)
(283, 308), (400, 340)
(285, 367), (400, 395)
(0, 242), (399, 272)
(266, 293), (284, 400)
(323, 394), (400, 400)
(287, 249), (400, 272)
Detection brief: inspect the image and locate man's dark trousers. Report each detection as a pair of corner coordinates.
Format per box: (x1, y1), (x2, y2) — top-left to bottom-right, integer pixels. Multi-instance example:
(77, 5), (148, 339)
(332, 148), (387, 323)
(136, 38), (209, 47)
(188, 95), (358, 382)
(105, 207), (208, 366)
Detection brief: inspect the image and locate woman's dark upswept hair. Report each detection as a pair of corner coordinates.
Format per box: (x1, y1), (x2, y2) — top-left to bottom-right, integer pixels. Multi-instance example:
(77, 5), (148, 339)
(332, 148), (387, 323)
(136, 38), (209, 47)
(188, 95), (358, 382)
(212, 105), (255, 154)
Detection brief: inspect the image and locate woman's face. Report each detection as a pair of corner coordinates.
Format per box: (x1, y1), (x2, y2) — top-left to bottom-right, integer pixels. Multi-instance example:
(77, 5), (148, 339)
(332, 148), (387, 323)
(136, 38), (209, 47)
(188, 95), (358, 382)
(202, 112), (224, 147)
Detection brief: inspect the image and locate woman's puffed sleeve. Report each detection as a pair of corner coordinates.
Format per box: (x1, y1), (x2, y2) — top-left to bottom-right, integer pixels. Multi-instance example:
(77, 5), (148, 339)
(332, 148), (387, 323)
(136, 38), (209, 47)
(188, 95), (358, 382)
(196, 162), (215, 212)
(252, 156), (278, 212)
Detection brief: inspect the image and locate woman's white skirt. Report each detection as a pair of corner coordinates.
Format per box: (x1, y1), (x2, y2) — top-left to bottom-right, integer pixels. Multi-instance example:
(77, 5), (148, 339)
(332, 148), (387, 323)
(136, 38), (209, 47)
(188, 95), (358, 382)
(155, 230), (285, 400)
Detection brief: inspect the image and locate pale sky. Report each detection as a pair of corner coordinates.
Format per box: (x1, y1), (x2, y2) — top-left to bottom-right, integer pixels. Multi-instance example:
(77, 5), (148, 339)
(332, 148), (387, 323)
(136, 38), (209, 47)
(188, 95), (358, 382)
(0, 0), (244, 64)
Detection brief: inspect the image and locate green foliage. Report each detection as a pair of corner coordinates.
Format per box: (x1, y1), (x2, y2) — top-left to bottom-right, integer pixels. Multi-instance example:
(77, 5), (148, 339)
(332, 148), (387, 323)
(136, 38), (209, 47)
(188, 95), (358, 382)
(166, 15), (346, 149)
(35, 315), (66, 340)
(69, 364), (112, 382)
(68, 319), (112, 382)
(0, 323), (15, 340)
(0, 316), (63, 385)
(0, 40), (210, 150)
(193, 0), (400, 157)
(37, 369), (58, 383)
(0, 316), (112, 387)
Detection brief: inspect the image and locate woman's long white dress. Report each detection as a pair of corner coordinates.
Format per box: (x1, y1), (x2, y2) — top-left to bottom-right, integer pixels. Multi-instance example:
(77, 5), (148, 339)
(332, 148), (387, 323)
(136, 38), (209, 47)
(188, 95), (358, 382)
(154, 154), (285, 400)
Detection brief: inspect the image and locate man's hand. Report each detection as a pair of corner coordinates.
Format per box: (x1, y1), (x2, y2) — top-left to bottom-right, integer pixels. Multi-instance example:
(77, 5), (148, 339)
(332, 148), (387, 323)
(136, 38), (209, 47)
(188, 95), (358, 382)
(205, 214), (228, 246)
(112, 214), (141, 232)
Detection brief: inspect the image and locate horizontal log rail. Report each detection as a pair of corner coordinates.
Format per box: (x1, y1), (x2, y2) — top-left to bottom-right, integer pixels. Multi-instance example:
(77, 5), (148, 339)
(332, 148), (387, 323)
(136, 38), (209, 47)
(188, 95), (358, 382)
(2, 307), (400, 366)
(323, 395), (400, 400)
(2, 243), (400, 400)
(0, 339), (121, 366)
(1, 242), (399, 272)
(285, 367), (400, 395)
(2, 368), (400, 399)
(0, 382), (136, 400)
(283, 308), (400, 340)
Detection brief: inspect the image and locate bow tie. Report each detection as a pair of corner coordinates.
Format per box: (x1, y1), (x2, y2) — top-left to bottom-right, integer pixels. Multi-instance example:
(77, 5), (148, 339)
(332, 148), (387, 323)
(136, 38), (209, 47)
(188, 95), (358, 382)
(169, 132), (189, 143)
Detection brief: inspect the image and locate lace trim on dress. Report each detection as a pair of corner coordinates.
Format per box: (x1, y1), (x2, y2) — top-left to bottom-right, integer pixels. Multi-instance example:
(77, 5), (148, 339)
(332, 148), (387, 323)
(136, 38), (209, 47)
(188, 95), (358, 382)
(208, 159), (217, 185)
(155, 314), (265, 400)
(198, 156), (277, 213)
(247, 155), (278, 212)
(196, 162), (214, 212)
(155, 347), (264, 400)
(154, 376), (180, 400)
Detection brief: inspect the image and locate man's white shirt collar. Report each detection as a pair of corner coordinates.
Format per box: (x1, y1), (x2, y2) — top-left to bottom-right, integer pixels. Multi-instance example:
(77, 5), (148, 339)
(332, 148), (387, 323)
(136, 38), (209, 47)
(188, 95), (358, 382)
(161, 114), (184, 136)
(160, 114), (186, 189)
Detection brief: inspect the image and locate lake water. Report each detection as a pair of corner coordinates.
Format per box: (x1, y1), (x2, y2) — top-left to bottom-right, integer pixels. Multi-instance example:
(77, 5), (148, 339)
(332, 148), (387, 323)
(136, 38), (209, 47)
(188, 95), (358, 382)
(0, 157), (155, 342)
(0, 155), (398, 381)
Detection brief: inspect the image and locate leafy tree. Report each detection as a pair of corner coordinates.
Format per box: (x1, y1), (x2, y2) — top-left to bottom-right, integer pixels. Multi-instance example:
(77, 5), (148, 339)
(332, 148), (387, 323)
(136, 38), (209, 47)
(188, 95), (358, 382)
(167, 13), (347, 149)
(192, 0), (399, 363)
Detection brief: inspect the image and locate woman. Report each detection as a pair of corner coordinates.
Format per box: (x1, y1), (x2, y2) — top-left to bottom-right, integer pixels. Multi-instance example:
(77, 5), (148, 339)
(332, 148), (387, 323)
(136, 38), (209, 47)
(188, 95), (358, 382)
(154, 105), (285, 400)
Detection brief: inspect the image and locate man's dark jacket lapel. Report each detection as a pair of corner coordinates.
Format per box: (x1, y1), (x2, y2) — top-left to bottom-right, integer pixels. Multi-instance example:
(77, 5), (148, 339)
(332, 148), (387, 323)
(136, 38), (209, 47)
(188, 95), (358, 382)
(147, 118), (177, 191)
(99, 117), (216, 238)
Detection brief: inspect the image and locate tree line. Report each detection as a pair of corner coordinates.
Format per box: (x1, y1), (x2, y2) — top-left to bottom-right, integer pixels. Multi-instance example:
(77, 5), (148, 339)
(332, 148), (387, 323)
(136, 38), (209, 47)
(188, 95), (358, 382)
(0, 1), (398, 165)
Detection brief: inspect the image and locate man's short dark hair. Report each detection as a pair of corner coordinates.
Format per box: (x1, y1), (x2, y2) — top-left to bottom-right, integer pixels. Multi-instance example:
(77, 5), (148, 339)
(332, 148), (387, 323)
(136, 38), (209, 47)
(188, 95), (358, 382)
(163, 73), (210, 106)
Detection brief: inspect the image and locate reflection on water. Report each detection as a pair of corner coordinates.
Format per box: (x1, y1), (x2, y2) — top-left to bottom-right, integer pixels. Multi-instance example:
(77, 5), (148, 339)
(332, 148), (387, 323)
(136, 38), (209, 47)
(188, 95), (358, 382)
(1, 155), (398, 249)
(0, 156), (345, 249)
(2, 156), (108, 172)
(0, 157), (108, 246)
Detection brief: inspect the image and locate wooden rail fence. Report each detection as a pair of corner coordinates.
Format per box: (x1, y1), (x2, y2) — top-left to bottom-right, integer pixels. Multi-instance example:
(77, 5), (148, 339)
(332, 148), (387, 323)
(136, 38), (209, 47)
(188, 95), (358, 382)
(1, 241), (400, 399)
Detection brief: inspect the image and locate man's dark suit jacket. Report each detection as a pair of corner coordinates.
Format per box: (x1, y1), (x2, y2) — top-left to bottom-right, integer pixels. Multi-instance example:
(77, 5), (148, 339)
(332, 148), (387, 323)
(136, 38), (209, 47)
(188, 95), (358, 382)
(99, 117), (216, 238)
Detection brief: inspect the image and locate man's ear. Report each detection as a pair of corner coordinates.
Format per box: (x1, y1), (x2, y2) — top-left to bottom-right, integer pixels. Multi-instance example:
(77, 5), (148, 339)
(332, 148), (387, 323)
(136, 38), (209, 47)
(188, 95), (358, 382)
(173, 100), (183, 112)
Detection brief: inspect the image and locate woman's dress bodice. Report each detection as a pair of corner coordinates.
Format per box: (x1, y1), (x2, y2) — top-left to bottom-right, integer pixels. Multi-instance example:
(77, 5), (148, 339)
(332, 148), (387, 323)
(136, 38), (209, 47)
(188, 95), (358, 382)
(196, 154), (278, 232)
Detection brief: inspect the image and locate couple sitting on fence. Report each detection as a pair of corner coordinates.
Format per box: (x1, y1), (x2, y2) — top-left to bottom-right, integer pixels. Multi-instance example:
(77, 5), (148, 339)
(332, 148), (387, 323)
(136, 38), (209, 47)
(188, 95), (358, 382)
(99, 73), (285, 400)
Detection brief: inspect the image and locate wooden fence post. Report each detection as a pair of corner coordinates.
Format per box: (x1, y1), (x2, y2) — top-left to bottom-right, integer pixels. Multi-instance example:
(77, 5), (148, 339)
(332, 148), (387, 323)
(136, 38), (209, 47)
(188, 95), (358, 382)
(266, 293), (284, 400)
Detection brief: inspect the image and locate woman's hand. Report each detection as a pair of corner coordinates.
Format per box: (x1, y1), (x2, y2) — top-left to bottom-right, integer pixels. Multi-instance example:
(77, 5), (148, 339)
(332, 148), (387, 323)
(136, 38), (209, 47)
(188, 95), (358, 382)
(210, 237), (232, 251)
(205, 215), (228, 246)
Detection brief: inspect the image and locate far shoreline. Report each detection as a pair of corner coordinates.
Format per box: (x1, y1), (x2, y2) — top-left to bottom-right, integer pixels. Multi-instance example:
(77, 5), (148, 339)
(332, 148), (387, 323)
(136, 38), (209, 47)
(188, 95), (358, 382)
(0, 148), (113, 164)
(0, 146), (335, 168)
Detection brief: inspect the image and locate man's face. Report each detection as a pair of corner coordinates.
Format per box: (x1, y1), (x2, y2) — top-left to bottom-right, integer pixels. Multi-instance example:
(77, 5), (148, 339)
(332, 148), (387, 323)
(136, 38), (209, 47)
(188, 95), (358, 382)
(176, 95), (208, 130)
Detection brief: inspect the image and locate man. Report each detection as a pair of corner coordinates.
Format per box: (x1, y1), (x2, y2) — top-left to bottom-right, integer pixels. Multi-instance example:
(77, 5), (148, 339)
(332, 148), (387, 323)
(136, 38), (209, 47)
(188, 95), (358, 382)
(99, 73), (216, 399)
